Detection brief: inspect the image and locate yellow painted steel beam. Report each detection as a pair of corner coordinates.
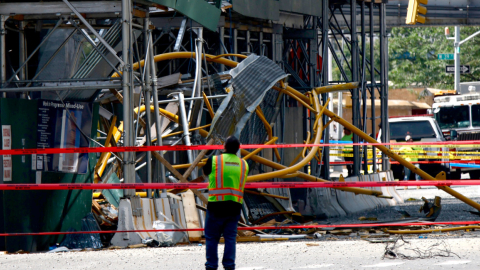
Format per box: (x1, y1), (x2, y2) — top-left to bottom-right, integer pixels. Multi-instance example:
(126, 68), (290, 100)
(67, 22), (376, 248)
(96, 121), (123, 178)
(242, 137), (278, 161)
(289, 133), (311, 167)
(239, 148), (381, 196)
(255, 106), (281, 161)
(246, 93), (323, 182)
(160, 124), (212, 139)
(272, 85), (316, 112)
(95, 115), (117, 182)
(110, 52), (380, 196)
(314, 82), (359, 95)
(134, 105), (179, 123)
(112, 52), (239, 78)
(195, 108), (379, 196)
(93, 191), (157, 198)
(202, 92), (215, 119)
(322, 108), (480, 212)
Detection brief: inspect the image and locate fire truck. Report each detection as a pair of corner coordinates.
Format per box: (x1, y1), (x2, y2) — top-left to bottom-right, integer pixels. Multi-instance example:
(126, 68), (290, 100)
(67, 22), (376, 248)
(431, 82), (480, 179)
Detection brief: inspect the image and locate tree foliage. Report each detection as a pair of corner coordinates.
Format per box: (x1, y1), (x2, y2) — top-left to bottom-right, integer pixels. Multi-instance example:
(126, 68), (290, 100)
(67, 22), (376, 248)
(389, 26), (480, 89)
(331, 26), (480, 90)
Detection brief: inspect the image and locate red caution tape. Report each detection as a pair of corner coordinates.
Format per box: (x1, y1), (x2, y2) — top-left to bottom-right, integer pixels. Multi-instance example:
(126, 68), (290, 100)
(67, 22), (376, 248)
(0, 180), (477, 191)
(1, 220), (479, 237)
(2, 140), (480, 156)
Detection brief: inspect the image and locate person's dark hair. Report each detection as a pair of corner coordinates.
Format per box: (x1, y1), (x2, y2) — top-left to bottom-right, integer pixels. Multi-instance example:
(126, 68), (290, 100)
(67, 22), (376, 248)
(224, 136), (240, 154)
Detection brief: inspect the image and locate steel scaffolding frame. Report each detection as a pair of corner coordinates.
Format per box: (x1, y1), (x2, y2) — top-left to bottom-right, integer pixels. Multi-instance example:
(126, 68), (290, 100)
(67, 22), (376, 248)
(280, 1), (389, 178)
(0, 0), (390, 187)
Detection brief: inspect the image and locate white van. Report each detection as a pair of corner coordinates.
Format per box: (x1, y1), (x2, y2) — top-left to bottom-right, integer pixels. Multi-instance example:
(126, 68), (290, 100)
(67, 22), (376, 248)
(378, 116), (451, 180)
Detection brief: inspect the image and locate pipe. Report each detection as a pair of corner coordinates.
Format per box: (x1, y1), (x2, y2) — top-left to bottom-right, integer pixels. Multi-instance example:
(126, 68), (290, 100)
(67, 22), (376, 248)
(351, 0), (360, 176)
(361, 0), (368, 174)
(158, 94), (227, 105)
(272, 85), (316, 112)
(175, 92), (196, 179)
(255, 106), (281, 161)
(144, 17), (153, 198)
(370, 0), (377, 173)
(121, 0), (135, 197)
(149, 32), (168, 196)
(18, 21), (26, 98)
(0, 83), (123, 93)
(187, 27), (203, 122)
(246, 93), (323, 182)
(380, 2), (389, 170)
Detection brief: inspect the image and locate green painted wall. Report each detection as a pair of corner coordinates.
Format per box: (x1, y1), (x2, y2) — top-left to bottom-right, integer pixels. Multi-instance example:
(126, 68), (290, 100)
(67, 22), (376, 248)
(0, 99), (99, 252)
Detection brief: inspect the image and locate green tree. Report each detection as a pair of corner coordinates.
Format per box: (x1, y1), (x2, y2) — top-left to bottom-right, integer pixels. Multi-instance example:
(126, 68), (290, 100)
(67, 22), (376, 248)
(389, 26), (480, 89)
(331, 26), (480, 89)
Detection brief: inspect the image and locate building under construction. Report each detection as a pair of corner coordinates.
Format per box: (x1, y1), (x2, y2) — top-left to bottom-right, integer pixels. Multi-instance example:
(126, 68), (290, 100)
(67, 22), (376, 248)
(1, 0), (480, 252)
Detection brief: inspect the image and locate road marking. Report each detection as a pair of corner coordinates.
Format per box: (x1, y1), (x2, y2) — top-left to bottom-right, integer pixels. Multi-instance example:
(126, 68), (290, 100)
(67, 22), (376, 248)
(435, 260), (471, 265)
(362, 262), (404, 267)
(292, 264), (335, 269)
(238, 267), (273, 270)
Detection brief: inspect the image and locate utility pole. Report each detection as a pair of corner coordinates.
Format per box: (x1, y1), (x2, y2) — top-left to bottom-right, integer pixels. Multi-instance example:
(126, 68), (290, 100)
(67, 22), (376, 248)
(454, 26), (460, 92)
(446, 26), (480, 93)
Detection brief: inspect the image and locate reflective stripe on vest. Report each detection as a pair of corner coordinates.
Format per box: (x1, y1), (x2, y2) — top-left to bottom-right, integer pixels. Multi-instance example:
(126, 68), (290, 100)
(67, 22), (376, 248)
(208, 154), (248, 203)
(215, 155), (224, 201)
(209, 188), (244, 197)
(239, 159), (246, 189)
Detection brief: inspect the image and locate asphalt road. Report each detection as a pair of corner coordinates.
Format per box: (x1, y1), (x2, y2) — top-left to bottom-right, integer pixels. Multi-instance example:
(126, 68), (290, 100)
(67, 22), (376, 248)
(1, 236), (480, 270)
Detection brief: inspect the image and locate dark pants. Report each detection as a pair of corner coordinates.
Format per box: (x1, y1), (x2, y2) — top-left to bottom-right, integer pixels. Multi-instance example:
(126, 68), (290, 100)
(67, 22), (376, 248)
(345, 156), (354, 177)
(205, 210), (241, 270)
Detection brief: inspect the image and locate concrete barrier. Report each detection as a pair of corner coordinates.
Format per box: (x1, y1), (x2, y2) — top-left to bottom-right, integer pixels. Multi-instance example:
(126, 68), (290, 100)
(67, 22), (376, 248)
(359, 175), (379, 209)
(305, 186), (346, 218)
(336, 176), (370, 214)
(386, 170), (404, 204)
(381, 171), (396, 206)
(370, 173), (394, 206)
(111, 199), (144, 247)
(168, 195), (187, 229)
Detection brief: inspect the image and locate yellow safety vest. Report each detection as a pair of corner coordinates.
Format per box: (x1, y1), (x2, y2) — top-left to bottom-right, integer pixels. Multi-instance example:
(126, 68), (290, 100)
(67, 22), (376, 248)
(208, 153), (249, 204)
(341, 133), (353, 154)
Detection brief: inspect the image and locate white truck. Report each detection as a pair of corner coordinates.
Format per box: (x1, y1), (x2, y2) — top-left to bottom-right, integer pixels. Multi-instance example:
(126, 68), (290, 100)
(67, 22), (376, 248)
(432, 83), (480, 179)
(386, 116), (451, 180)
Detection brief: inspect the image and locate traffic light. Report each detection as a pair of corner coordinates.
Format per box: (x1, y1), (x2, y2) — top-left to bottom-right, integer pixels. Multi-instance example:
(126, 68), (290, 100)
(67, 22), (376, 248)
(406, 0), (428, 25)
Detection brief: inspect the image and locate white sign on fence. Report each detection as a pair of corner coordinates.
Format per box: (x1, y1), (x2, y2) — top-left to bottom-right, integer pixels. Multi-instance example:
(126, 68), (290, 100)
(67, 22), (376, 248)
(2, 125), (12, 181)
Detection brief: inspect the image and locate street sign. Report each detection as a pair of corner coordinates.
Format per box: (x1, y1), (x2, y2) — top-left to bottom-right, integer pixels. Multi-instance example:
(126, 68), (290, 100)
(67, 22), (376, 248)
(438, 53), (454, 60)
(445, 65), (470, 74)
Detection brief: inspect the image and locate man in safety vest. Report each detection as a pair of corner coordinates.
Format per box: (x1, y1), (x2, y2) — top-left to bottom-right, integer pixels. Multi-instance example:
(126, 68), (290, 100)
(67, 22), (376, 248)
(341, 128), (354, 177)
(203, 136), (248, 270)
(399, 135), (422, 188)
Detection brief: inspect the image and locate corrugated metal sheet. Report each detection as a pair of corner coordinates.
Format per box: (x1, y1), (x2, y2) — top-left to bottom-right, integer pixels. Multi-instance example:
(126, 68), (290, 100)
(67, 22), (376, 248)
(207, 54), (287, 143)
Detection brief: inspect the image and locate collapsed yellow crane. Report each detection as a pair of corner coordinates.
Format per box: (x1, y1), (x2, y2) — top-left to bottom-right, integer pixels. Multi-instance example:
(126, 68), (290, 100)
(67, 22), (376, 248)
(95, 52), (480, 212)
